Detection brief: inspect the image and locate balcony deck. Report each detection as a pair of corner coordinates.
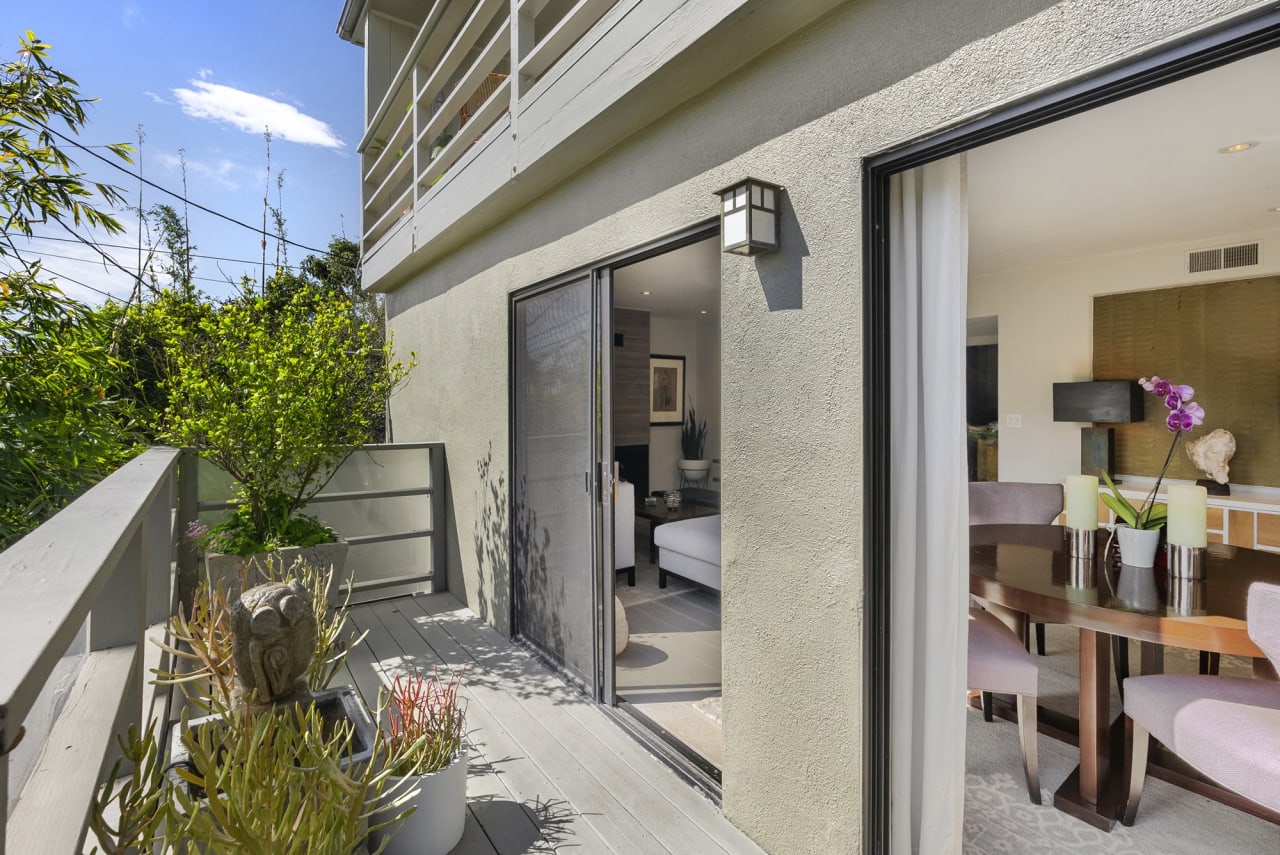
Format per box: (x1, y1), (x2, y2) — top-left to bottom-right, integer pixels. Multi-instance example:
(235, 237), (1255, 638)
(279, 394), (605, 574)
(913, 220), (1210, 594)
(337, 593), (764, 855)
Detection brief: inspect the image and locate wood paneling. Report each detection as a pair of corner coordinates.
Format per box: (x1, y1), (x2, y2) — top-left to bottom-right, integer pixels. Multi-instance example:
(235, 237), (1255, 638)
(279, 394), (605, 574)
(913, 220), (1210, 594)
(612, 308), (650, 446)
(1258, 513), (1280, 549)
(1094, 277), (1280, 487)
(1230, 509), (1256, 549)
(1207, 506), (1224, 530)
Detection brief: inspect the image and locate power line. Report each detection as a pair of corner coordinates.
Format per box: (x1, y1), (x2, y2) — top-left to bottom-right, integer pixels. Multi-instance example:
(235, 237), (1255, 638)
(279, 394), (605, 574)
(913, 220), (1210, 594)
(38, 121), (334, 257)
(0, 257), (124, 304)
(20, 233), (305, 270)
(20, 247), (250, 288)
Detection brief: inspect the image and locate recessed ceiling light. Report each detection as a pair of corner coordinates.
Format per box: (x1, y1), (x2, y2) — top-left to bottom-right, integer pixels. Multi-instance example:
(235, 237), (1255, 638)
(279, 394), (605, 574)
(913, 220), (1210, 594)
(641, 290), (652, 296)
(1269, 207), (1280, 214)
(699, 309), (708, 314)
(1219, 141), (1258, 154)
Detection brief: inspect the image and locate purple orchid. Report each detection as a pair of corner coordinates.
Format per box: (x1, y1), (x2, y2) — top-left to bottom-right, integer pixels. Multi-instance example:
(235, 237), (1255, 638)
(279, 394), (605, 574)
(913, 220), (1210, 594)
(1122, 376), (1208, 527)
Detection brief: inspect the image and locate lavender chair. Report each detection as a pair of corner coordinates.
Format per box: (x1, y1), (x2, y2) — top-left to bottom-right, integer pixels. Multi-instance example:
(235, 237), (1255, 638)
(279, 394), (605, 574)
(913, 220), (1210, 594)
(968, 606), (1041, 803)
(968, 482), (1064, 658)
(1122, 581), (1280, 824)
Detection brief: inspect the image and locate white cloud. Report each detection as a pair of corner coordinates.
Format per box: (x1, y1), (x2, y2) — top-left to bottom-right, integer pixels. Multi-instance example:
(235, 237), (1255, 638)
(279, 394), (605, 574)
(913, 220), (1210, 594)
(144, 91), (170, 105)
(171, 80), (344, 149)
(197, 68), (213, 81)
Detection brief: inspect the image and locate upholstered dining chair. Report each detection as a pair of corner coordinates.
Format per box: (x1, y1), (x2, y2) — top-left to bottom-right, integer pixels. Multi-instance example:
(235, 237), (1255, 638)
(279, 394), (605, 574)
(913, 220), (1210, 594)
(968, 482), (1065, 656)
(968, 605), (1041, 804)
(1122, 581), (1280, 824)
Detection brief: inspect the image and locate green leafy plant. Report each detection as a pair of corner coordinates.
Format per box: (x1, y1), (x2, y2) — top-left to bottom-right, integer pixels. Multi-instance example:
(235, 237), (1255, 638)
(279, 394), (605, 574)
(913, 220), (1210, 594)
(1100, 470), (1167, 531)
(383, 667), (467, 778)
(159, 283), (412, 554)
(680, 400), (708, 460)
(0, 34), (138, 548)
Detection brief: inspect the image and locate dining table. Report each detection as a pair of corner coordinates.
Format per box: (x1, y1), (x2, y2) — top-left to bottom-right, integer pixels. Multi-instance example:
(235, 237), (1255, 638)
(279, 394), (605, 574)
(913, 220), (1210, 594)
(969, 523), (1280, 831)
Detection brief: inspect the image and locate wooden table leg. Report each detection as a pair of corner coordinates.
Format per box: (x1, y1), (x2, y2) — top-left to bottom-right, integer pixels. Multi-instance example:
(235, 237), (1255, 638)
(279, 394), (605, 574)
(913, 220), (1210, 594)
(1140, 641), (1163, 677)
(1053, 627), (1123, 830)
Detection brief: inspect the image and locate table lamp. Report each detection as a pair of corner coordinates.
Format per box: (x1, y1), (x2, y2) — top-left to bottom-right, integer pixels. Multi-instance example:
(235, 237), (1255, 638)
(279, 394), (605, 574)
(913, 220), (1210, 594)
(1052, 380), (1145, 478)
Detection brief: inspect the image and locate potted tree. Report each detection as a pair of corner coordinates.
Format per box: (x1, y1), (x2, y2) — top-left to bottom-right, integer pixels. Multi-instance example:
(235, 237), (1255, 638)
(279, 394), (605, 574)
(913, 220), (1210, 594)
(677, 400), (710, 485)
(371, 667), (468, 855)
(161, 282), (411, 601)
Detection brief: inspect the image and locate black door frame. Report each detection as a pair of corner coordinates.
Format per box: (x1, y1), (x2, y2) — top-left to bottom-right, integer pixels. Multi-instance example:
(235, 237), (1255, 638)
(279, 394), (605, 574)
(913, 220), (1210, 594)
(861, 9), (1280, 851)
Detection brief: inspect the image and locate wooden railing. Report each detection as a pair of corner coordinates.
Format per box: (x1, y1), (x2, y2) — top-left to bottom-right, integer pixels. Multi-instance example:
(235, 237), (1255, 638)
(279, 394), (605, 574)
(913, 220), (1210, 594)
(0, 447), (182, 855)
(0, 442), (449, 853)
(358, 0), (622, 249)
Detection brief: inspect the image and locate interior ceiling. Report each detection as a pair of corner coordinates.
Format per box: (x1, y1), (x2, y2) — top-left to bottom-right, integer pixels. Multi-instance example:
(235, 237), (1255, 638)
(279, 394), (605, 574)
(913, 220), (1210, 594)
(969, 46), (1280, 275)
(613, 237), (721, 319)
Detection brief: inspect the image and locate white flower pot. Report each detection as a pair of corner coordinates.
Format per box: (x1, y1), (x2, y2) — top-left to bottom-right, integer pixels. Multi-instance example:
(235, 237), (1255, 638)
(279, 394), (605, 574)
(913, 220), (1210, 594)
(1115, 525), (1161, 569)
(372, 746), (468, 855)
(205, 541), (349, 605)
(677, 459), (711, 475)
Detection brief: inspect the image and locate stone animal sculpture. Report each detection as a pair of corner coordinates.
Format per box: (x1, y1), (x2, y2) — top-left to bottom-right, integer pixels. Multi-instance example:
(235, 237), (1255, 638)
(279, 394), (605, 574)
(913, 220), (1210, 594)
(230, 579), (318, 710)
(1185, 428), (1236, 485)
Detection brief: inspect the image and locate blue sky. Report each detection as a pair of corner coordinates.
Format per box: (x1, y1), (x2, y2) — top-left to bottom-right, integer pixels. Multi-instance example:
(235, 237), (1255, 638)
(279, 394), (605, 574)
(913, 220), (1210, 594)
(6, 2), (364, 303)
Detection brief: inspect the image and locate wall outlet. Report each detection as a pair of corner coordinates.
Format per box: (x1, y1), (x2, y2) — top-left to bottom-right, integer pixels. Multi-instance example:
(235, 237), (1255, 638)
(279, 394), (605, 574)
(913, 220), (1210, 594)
(1005, 414), (1023, 428)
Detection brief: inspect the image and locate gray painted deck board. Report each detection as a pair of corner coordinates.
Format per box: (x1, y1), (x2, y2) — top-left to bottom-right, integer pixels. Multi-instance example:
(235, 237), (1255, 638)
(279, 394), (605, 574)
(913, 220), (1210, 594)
(332, 593), (763, 855)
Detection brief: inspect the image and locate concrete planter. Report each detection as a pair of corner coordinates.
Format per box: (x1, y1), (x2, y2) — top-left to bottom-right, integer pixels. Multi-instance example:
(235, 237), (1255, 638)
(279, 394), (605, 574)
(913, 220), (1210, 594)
(205, 541), (349, 606)
(371, 745), (468, 855)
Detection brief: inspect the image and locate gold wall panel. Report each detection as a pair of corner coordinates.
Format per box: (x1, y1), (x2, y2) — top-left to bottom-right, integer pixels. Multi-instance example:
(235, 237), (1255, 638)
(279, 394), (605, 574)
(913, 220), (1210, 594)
(1094, 277), (1280, 487)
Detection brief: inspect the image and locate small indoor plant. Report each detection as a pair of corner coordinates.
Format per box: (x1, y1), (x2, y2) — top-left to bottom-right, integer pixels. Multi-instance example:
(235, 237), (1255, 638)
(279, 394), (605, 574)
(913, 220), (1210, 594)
(677, 400), (710, 484)
(371, 666), (468, 855)
(1102, 375), (1205, 565)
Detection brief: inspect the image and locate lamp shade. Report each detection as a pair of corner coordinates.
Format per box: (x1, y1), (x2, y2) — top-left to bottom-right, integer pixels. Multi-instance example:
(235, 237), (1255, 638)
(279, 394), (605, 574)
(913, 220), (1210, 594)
(715, 177), (782, 255)
(1052, 380), (1144, 423)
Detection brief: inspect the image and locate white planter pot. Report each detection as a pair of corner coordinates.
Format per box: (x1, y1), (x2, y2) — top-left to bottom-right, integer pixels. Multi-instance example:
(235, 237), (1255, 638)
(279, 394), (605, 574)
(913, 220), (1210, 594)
(677, 459), (711, 475)
(372, 746), (468, 855)
(205, 541), (349, 605)
(1115, 525), (1161, 569)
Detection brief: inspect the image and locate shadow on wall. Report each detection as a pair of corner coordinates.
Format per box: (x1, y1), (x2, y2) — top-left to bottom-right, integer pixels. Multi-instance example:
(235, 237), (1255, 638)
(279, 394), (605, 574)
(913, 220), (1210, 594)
(758, 193), (809, 312)
(473, 445), (511, 631)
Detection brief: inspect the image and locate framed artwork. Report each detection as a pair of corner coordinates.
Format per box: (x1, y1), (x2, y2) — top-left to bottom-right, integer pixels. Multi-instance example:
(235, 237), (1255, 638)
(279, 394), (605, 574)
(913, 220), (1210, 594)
(649, 354), (685, 425)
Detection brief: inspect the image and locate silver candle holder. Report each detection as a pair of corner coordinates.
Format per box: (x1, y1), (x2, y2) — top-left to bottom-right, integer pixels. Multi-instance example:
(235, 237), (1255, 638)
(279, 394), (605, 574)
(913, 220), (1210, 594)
(1168, 574), (1206, 615)
(1166, 544), (1206, 580)
(1067, 527), (1096, 560)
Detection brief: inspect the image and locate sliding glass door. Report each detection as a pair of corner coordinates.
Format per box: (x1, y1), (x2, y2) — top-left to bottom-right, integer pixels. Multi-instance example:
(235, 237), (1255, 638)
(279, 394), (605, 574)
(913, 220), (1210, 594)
(512, 273), (613, 696)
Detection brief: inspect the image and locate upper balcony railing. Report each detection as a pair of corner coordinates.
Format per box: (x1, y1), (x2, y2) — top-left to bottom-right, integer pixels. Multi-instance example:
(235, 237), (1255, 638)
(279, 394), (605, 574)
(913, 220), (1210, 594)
(357, 0), (622, 251)
(0, 443), (448, 854)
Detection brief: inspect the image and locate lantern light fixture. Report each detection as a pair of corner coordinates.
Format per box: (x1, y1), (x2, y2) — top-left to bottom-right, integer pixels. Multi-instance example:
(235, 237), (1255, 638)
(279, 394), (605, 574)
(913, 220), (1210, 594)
(715, 177), (783, 255)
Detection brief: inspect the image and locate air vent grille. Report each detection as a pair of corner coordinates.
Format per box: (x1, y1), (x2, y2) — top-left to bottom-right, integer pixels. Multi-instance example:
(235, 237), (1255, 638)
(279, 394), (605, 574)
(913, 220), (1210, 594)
(1187, 241), (1259, 272)
(1188, 242), (1260, 273)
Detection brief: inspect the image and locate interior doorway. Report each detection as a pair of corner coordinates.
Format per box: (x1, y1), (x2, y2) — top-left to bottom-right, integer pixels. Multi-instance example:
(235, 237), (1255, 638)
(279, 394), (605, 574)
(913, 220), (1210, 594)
(510, 224), (723, 786)
(610, 233), (723, 779)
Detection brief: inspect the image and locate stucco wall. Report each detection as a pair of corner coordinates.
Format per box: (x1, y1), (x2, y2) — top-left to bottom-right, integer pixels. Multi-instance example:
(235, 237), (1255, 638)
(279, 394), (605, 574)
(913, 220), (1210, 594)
(379, 1), (1271, 851)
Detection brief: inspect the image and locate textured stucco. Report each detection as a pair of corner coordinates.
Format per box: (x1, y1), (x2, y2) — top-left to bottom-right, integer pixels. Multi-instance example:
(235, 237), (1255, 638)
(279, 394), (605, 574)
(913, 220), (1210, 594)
(378, 1), (1271, 852)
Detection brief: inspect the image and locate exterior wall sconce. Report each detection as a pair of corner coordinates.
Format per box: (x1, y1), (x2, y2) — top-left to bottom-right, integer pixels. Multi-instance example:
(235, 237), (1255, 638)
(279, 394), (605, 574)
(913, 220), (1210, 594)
(715, 177), (783, 255)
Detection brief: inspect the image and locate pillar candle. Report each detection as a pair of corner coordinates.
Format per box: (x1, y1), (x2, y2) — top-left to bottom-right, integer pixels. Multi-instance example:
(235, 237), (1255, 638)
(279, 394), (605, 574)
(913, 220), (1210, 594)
(1065, 475), (1099, 530)
(1168, 484), (1208, 548)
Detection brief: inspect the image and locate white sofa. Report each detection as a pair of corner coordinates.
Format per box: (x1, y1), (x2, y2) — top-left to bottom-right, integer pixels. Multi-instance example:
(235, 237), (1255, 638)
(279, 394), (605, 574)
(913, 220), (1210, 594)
(654, 514), (721, 591)
(615, 481), (635, 586)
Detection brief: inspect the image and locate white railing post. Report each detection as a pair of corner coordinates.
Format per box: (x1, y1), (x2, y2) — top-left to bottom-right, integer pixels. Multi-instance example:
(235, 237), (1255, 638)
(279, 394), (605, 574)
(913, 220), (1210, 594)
(510, 0), (533, 143)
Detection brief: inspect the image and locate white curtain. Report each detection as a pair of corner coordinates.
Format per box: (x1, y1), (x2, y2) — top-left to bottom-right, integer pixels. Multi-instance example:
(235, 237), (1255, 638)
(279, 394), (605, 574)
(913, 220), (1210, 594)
(888, 156), (970, 854)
